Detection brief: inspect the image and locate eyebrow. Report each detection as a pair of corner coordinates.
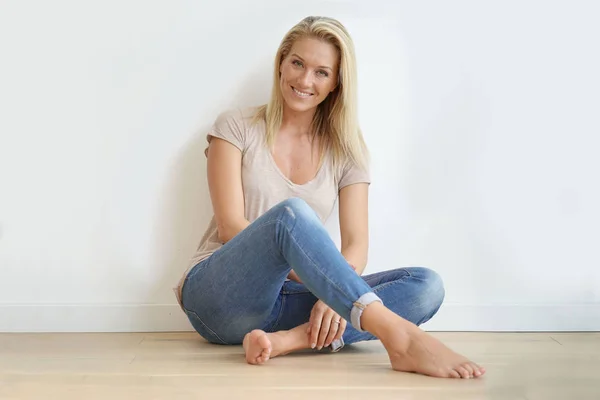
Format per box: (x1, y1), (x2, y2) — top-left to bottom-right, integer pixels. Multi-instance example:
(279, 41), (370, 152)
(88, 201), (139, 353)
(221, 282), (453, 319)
(291, 53), (333, 71)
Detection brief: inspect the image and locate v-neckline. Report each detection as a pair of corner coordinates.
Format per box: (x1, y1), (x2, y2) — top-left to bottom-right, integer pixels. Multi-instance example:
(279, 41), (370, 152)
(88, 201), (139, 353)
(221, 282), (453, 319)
(266, 148), (328, 187)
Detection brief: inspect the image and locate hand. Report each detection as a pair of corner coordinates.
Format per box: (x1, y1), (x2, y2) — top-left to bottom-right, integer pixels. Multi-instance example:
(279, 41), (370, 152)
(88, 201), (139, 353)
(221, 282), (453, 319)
(307, 300), (347, 350)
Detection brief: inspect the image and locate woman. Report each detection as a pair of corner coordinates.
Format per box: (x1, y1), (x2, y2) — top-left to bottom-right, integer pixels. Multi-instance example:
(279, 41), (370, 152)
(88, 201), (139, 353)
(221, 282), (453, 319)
(175, 16), (485, 379)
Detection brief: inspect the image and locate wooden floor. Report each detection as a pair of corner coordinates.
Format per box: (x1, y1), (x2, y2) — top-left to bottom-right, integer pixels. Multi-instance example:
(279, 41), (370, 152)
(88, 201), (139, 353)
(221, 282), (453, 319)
(0, 331), (598, 400)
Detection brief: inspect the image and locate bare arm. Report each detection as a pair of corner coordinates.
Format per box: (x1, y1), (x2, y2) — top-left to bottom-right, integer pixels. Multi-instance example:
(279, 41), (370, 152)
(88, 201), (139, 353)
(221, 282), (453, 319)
(339, 182), (369, 275)
(306, 182), (369, 344)
(208, 136), (299, 283)
(206, 137), (249, 243)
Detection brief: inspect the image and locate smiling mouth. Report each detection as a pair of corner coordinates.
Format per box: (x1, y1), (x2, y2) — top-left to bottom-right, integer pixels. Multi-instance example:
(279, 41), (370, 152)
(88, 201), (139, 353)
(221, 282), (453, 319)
(291, 86), (313, 97)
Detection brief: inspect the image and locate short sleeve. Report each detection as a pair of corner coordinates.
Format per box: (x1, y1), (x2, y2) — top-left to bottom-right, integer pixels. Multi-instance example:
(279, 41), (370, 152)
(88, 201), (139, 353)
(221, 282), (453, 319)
(204, 109), (246, 156)
(338, 158), (371, 190)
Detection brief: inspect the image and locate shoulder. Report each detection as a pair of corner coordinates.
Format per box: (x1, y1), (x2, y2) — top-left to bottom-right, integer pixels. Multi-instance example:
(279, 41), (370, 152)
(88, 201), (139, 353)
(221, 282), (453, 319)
(206, 106), (264, 155)
(217, 105), (261, 122)
(213, 106), (263, 134)
(335, 155), (371, 190)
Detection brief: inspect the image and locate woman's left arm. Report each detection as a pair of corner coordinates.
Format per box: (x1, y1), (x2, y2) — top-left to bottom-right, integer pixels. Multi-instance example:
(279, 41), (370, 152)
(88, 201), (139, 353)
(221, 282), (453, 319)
(307, 182), (369, 349)
(289, 183), (369, 284)
(339, 182), (369, 275)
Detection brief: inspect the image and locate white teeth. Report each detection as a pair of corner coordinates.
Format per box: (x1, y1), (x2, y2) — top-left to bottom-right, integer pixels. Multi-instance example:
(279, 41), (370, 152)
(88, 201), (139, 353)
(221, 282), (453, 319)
(293, 87), (312, 97)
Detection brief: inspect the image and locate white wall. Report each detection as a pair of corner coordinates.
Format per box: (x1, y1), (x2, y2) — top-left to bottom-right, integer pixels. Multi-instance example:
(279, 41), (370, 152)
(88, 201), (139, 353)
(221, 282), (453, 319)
(1, 0), (598, 332)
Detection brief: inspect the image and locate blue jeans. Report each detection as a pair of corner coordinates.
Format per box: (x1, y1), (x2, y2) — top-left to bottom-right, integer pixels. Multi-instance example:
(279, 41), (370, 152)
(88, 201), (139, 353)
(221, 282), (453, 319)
(181, 198), (445, 349)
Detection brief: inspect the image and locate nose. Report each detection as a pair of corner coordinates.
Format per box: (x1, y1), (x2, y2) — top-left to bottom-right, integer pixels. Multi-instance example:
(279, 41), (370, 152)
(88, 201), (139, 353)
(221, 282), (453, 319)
(298, 70), (312, 89)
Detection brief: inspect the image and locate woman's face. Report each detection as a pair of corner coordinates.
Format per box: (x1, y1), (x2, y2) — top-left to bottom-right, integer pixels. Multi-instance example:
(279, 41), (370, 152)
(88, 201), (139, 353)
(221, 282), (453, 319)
(279, 37), (339, 114)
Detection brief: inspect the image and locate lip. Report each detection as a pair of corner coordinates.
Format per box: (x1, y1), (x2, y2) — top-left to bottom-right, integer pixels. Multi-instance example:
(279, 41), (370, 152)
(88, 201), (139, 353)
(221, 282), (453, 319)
(291, 86), (314, 98)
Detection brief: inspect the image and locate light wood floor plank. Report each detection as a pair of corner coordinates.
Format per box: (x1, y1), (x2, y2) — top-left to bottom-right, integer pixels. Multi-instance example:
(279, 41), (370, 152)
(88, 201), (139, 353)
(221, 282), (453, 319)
(0, 332), (598, 399)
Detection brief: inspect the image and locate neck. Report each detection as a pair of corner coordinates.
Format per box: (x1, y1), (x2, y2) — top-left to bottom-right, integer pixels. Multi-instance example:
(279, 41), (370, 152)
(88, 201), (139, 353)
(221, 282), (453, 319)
(281, 104), (317, 136)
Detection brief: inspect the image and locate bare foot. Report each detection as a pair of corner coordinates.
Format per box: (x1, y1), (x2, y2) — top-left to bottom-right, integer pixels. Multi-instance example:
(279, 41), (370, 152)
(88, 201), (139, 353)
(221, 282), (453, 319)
(242, 330), (273, 365)
(361, 301), (485, 379)
(383, 327), (486, 379)
(242, 324), (311, 365)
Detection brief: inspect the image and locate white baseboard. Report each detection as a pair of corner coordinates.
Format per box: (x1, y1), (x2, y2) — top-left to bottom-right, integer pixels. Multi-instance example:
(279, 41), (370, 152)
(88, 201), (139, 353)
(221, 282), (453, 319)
(0, 304), (193, 333)
(1, 303), (598, 333)
(419, 303), (600, 332)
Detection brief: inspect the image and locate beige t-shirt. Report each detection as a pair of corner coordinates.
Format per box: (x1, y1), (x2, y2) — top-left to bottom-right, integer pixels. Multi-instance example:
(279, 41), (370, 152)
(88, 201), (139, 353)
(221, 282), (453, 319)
(174, 106), (370, 307)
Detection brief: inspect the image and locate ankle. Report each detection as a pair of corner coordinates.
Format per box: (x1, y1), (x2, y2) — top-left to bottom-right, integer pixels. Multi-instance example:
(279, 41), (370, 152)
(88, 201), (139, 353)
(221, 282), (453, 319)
(269, 328), (308, 356)
(361, 302), (397, 335)
(361, 302), (418, 341)
(268, 330), (288, 353)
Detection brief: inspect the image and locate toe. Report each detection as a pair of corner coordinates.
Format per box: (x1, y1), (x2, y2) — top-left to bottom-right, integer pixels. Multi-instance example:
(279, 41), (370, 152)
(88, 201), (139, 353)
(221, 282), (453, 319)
(449, 369), (461, 379)
(457, 366), (471, 379)
(462, 363), (474, 378)
(471, 362), (485, 377)
(258, 334), (272, 352)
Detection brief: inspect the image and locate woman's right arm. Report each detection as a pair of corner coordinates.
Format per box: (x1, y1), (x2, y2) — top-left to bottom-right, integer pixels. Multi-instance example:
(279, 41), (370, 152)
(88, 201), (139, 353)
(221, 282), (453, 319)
(206, 137), (250, 243)
(207, 134), (301, 283)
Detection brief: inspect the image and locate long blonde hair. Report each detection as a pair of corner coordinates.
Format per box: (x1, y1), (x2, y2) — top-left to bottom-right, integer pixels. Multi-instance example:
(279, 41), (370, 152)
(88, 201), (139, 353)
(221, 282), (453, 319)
(252, 16), (368, 170)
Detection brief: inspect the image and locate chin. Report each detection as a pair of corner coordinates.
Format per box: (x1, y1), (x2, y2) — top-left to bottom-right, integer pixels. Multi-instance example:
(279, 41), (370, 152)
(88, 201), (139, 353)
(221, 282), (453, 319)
(285, 96), (322, 113)
(284, 101), (317, 113)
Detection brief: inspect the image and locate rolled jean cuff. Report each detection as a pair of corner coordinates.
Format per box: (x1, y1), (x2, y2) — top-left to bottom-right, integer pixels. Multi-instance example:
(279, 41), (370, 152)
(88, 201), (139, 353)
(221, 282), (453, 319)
(350, 292), (383, 332)
(329, 337), (344, 352)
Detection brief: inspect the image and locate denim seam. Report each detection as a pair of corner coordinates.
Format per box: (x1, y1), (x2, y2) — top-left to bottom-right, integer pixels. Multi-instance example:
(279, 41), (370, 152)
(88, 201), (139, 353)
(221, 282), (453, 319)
(182, 256), (227, 345)
(184, 308), (229, 345)
(181, 256), (213, 309)
(264, 259), (292, 332)
(280, 218), (362, 310)
(187, 257), (209, 280)
(281, 287), (312, 295)
(264, 294), (286, 332)
(183, 218), (286, 341)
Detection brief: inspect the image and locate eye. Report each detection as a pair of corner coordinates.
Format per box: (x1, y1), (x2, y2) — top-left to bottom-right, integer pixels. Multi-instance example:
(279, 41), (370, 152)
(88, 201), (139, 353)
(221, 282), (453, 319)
(317, 70), (329, 77)
(292, 59), (303, 67)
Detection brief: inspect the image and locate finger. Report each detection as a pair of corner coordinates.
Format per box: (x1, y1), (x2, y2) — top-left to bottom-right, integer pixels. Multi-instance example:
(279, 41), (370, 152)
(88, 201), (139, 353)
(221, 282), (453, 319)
(324, 312), (342, 347)
(309, 310), (324, 349)
(310, 301), (328, 348)
(324, 320), (339, 347)
(317, 314), (333, 349)
(333, 319), (347, 342)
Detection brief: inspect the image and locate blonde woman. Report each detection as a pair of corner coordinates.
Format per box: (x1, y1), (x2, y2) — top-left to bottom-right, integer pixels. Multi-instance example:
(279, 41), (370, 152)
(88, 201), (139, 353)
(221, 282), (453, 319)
(175, 16), (485, 379)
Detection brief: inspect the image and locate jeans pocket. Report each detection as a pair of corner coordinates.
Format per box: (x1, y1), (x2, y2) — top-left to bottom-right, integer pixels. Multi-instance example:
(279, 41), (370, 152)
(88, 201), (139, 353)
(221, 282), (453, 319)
(185, 309), (228, 345)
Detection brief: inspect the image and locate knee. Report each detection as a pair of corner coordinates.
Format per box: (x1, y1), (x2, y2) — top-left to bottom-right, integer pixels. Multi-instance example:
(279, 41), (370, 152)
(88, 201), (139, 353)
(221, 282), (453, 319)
(410, 267), (445, 314)
(275, 197), (318, 222)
